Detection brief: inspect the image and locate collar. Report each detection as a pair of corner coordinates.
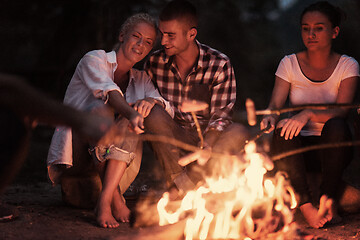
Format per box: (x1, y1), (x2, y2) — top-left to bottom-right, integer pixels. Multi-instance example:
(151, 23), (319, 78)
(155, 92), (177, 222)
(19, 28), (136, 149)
(163, 40), (204, 70)
(107, 50), (135, 82)
(107, 50), (117, 64)
(196, 40), (205, 69)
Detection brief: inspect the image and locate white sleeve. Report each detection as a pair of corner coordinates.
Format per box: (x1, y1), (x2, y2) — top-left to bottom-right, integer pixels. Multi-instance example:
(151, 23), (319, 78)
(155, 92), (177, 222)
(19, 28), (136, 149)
(275, 56), (292, 83)
(78, 52), (122, 102)
(341, 56), (360, 81)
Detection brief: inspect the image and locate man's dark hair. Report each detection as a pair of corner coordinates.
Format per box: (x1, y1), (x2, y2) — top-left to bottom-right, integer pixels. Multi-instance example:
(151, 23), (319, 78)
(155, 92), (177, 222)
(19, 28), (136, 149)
(159, 0), (198, 29)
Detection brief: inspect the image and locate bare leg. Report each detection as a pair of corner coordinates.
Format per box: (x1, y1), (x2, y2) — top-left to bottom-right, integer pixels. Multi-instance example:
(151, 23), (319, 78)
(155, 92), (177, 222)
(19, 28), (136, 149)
(300, 195), (333, 228)
(95, 159), (128, 228)
(112, 186), (130, 223)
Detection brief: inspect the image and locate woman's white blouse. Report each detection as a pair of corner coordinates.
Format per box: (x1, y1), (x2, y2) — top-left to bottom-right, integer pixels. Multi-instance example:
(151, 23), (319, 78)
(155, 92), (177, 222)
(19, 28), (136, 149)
(47, 50), (173, 183)
(275, 54), (359, 136)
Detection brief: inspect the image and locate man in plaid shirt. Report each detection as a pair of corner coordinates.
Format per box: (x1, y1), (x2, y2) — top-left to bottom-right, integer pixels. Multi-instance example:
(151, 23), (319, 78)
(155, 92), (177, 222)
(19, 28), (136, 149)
(144, 0), (248, 197)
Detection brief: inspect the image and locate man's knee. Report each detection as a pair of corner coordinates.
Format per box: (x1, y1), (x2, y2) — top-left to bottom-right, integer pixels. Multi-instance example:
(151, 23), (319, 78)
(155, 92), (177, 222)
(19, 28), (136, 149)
(144, 105), (173, 130)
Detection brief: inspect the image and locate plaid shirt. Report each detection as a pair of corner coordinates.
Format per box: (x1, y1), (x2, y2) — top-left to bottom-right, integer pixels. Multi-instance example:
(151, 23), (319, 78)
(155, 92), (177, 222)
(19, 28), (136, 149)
(145, 40), (236, 133)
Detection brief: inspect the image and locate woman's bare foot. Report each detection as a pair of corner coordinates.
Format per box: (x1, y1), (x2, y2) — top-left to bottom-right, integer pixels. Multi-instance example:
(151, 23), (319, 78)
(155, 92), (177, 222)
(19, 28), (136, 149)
(95, 196), (119, 228)
(300, 195), (332, 228)
(112, 189), (130, 223)
(325, 197), (342, 224)
(318, 195), (330, 219)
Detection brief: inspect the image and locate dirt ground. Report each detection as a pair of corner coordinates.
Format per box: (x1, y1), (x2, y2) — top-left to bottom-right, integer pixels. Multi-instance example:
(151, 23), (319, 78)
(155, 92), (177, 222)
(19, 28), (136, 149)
(1, 183), (360, 240)
(1, 126), (360, 240)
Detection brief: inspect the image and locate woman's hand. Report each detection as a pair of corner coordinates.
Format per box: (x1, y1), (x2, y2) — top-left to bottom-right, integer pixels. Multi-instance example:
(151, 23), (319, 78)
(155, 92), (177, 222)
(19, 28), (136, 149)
(260, 115), (276, 133)
(128, 111), (145, 134)
(277, 110), (312, 140)
(133, 97), (158, 118)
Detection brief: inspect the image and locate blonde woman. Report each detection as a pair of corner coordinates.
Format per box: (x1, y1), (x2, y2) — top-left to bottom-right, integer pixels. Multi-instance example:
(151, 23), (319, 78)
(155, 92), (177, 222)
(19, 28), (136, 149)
(47, 13), (173, 228)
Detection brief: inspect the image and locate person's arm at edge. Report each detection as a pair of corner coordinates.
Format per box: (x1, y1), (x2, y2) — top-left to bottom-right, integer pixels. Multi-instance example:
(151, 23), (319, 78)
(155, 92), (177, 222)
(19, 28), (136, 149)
(0, 73), (111, 142)
(107, 90), (144, 133)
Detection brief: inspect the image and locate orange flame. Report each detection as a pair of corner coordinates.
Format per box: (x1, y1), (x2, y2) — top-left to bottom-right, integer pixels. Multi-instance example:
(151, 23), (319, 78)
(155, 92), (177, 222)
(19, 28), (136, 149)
(157, 141), (297, 239)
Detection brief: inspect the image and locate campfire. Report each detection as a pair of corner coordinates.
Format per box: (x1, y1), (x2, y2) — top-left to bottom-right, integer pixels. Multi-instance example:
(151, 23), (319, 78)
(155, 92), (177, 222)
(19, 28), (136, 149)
(113, 99), (360, 240)
(123, 99), (303, 240)
(129, 141), (298, 240)
(155, 141), (297, 240)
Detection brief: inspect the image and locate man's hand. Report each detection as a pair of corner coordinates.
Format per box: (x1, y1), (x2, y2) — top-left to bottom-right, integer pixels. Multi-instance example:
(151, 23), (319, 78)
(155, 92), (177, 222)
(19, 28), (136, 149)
(133, 97), (158, 118)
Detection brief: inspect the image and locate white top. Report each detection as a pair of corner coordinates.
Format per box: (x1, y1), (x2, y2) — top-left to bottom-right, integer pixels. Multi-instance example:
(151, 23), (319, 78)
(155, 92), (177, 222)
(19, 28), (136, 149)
(275, 54), (360, 136)
(47, 50), (173, 182)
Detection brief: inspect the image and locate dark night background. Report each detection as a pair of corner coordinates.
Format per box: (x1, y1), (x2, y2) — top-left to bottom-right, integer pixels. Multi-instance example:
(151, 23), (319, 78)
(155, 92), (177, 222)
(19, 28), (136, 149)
(1, 0), (360, 182)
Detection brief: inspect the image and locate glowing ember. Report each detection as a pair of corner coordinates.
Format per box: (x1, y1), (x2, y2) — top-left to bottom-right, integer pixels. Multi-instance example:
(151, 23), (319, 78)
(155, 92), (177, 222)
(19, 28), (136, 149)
(157, 141), (297, 240)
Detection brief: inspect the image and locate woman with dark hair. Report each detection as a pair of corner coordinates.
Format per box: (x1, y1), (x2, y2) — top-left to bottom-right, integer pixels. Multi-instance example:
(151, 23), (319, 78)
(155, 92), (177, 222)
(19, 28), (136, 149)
(47, 13), (173, 228)
(261, 1), (359, 228)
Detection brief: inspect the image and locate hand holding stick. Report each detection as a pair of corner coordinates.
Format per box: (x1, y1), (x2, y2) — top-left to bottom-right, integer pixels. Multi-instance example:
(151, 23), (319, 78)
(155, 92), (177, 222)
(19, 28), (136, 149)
(244, 98), (360, 126)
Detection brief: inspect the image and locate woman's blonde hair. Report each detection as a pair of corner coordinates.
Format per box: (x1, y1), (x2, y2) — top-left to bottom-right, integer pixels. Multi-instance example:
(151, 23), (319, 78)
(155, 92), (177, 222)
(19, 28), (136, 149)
(113, 13), (157, 51)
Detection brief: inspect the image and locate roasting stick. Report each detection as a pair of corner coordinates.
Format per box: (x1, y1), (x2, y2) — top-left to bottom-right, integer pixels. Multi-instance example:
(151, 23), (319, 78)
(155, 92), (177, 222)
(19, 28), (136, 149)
(142, 99), (360, 166)
(245, 98), (360, 161)
(245, 124), (271, 144)
(191, 111), (204, 149)
(179, 99), (208, 149)
(245, 98), (360, 126)
(141, 134), (199, 153)
(256, 103), (360, 116)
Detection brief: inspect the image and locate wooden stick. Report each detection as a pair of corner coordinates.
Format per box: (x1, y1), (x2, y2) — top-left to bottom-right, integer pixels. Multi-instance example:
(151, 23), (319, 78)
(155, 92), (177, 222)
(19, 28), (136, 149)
(140, 134), (228, 160)
(191, 111), (204, 149)
(141, 134), (198, 153)
(256, 103), (360, 116)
